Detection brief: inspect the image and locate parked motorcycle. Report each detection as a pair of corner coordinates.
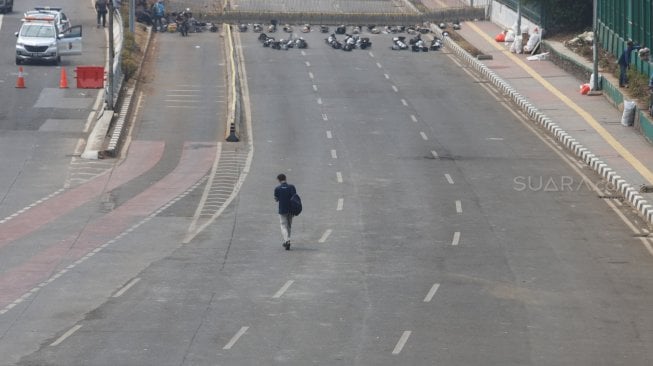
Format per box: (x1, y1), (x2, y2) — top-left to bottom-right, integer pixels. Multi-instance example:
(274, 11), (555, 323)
(392, 36), (408, 50)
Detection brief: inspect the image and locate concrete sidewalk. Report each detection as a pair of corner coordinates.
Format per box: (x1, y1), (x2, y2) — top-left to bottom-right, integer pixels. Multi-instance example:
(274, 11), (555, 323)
(448, 20), (653, 225)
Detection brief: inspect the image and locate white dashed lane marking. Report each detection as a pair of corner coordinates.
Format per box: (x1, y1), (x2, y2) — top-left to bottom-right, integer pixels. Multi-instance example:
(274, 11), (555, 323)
(272, 280), (294, 299)
(337, 198), (344, 211)
(223, 326), (249, 350)
(318, 229), (333, 243)
(384, 73), (390, 79)
(326, 130), (332, 139)
(301, 50), (306, 56)
(420, 132), (428, 141)
(317, 98), (323, 105)
(112, 278), (141, 298)
(401, 99), (408, 106)
(331, 149), (337, 159)
(308, 72), (314, 79)
(423, 283), (440, 302)
(322, 113), (328, 121)
(451, 231), (461, 246)
(305, 61), (310, 67)
(336, 172), (343, 183)
(50, 325), (82, 347)
(455, 200), (462, 214)
(392, 85), (398, 92)
(431, 150), (439, 159)
(445, 174), (454, 184)
(410, 115), (418, 123)
(312, 84), (318, 91)
(392, 331), (412, 355)
(369, 51), (374, 57)
(376, 62), (382, 68)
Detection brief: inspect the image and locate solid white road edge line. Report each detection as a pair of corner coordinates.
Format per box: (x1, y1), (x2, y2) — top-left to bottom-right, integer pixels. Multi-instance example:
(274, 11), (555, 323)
(318, 229), (333, 243)
(272, 280), (294, 299)
(50, 325), (82, 347)
(223, 326), (249, 350)
(423, 283), (440, 302)
(392, 331), (412, 355)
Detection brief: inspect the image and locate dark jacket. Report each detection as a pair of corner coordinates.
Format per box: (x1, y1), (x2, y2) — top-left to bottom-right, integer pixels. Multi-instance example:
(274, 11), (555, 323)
(274, 182), (296, 214)
(95, 0), (108, 13)
(618, 44), (640, 66)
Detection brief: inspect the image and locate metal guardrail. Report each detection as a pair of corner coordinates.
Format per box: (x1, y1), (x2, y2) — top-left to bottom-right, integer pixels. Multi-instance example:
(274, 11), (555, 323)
(106, 8), (124, 110)
(213, 8), (485, 24)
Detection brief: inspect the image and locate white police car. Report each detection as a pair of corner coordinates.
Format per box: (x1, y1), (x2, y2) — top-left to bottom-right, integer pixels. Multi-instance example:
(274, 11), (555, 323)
(15, 14), (82, 65)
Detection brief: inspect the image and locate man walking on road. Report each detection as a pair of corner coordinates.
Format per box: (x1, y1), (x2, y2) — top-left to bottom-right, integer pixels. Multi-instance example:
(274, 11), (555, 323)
(95, 0), (108, 28)
(274, 174), (296, 250)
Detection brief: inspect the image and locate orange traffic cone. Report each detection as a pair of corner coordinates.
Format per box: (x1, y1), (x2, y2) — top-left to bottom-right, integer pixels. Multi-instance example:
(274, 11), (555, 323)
(15, 66), (25, 88)
(59, 67), (69, 89)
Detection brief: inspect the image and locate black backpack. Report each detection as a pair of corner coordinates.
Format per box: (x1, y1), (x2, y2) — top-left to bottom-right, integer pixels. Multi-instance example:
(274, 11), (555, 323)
(290, 193), (302, 216)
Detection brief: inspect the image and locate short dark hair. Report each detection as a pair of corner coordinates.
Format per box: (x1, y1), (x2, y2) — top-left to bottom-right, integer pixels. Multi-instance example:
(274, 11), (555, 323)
(277, 173), (286, 181)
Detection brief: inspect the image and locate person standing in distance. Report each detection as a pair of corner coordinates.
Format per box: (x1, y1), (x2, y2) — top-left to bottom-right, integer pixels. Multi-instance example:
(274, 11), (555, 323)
(152, 0), (165, 32)
(274, 174), (296, 250)
(618, 40), (641, 88)
(95, 0), (108, 28)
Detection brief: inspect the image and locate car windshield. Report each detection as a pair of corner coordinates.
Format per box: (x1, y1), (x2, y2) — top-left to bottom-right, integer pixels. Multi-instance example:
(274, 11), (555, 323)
(20, 24), (55, 37)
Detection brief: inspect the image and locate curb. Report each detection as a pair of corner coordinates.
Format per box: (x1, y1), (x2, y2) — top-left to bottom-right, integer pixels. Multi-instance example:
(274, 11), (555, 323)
(432, 24), (653, 226)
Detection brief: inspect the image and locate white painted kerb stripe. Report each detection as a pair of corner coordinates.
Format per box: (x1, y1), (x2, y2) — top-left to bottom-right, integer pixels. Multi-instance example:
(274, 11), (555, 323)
(319, 229), (333, 243)
(424, 283), (440, 302)
(112, 277), (141, 298)
(223, 326), (249, 350)
(50, 325), (82, 346)
(392, 331), (412, 355)
(272, 280), (294, 298)
(451, 231), (461, 246)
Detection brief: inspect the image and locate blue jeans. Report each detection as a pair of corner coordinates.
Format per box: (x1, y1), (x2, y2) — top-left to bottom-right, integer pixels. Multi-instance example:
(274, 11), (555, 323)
(619, 64), (628, 86)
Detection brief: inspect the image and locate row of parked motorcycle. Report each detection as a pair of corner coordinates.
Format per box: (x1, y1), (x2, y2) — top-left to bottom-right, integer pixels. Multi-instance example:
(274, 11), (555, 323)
(392, 34), (443, 52)
(237, 22), (439, 35)
(325, 34), (372, 51)
(258, 33), (308, 50)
